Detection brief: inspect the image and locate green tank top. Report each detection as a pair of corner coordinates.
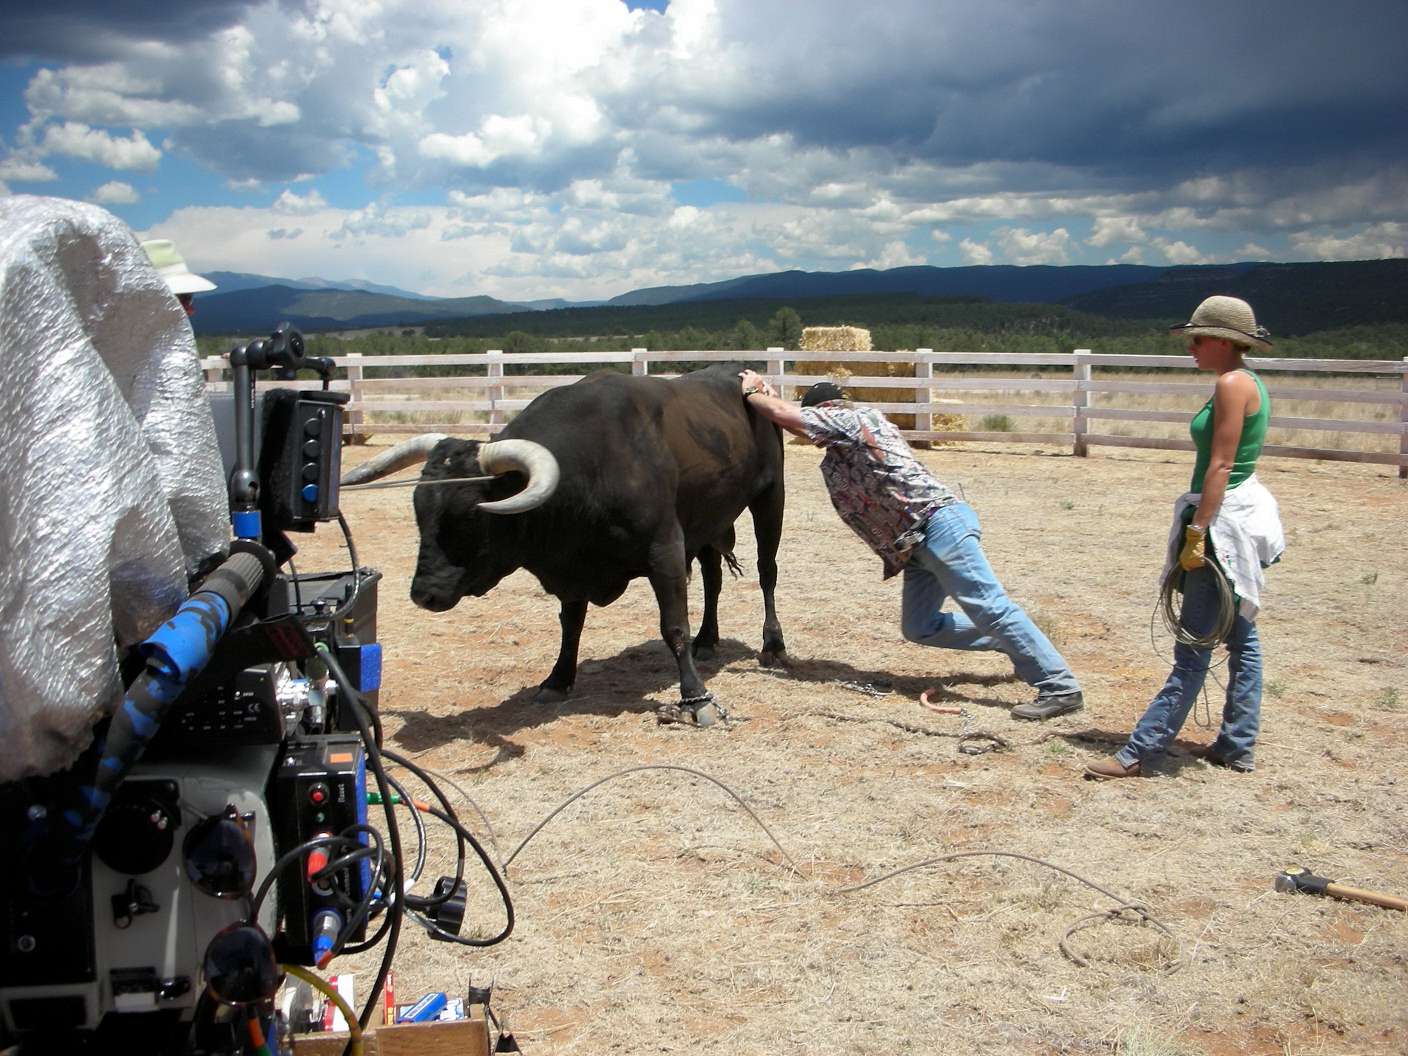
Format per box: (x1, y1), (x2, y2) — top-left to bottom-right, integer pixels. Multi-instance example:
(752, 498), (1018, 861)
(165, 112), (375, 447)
(1189, 369), (1269, 492)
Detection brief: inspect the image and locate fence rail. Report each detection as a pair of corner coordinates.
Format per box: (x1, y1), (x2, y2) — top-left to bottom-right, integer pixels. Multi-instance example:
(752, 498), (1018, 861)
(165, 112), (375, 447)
(199, 347), (1408, 476)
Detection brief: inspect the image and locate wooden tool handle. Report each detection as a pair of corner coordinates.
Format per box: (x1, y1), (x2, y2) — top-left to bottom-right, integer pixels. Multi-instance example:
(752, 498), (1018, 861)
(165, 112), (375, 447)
(1324, 882), (1408, 911)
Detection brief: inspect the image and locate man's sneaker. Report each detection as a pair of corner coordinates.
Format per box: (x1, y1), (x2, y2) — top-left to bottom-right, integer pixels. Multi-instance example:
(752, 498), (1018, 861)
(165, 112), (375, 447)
(1202, 748), (1255, 773)
(1010, 690), (1084, 721)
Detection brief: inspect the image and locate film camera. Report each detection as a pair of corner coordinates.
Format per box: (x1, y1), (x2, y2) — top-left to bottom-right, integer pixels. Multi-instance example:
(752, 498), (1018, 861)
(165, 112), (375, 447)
(0, 325), (391, 1054)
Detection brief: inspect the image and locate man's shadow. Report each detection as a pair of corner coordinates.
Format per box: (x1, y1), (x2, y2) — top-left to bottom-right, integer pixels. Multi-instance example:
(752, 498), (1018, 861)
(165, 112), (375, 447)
(1048, 726), (1211, 775)
(386, 635), (1024, 769)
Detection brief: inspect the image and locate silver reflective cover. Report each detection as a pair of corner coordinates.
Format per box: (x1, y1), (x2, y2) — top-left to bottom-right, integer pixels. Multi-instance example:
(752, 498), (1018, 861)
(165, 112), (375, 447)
(0, 195), (228, 781)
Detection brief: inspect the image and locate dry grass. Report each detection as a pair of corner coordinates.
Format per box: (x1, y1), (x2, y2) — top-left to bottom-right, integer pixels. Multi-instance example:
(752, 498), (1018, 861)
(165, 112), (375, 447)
(307, 440), (1408, 1055)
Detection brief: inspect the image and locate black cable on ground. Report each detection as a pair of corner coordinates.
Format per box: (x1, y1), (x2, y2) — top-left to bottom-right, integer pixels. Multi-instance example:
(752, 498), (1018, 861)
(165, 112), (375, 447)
(384, 773), (428, 887)
(403, 803), (514, 947)
(505, 766), (1178, 970)
(415, 764), (505, 868)
(502, 764), (801, 877)
(832, 850), (1181, 969)
(381, 748), (468, 913)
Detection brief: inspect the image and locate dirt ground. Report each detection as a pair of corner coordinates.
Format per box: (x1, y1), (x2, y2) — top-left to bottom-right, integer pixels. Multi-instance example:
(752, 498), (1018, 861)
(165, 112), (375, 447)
(315, 439), (1407, 1056)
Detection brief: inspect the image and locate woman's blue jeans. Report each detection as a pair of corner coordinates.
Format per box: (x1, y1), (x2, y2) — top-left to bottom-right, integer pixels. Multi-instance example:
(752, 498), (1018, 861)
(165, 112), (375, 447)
(1115, 565), (1262, 767)
(900, 502), (1080, 696)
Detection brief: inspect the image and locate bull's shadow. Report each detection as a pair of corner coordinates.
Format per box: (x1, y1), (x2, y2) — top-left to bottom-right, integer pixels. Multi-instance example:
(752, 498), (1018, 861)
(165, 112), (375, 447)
(386, 635), (1026, 763)
(386, 636), (759, 761)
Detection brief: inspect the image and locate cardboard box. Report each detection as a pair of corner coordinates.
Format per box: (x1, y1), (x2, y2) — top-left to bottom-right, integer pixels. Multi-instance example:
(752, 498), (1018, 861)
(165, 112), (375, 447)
(290, 1004), (489, 1056)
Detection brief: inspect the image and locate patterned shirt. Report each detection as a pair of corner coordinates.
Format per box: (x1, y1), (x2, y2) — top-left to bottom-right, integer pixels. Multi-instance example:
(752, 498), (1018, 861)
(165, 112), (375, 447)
(801, 401), (956, 577)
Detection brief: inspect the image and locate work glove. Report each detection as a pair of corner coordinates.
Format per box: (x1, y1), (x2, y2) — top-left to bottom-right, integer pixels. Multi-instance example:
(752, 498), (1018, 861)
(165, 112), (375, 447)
(1178, 524), (1207, 572)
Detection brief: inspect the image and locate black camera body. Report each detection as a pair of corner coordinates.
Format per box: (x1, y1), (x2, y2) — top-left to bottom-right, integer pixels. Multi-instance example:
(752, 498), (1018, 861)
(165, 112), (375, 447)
(0, 326), (384, 1054)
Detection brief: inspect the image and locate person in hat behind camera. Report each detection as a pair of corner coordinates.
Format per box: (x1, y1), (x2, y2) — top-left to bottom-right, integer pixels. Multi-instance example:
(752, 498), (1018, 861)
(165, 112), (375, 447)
(738, 369), (1085, 720)
(141, 238), (216, 316)
(1085, 296), (1285, 780)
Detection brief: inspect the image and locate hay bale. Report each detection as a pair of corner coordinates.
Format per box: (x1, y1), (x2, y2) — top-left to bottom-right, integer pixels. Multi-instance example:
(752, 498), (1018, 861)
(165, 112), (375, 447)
(795, 326), (916, 430)
(799, 326), (872, 353)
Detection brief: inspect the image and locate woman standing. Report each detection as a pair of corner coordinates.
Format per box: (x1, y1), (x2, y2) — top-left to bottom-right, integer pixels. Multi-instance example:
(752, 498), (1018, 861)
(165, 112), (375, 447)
(1086, 296), (1285, 779)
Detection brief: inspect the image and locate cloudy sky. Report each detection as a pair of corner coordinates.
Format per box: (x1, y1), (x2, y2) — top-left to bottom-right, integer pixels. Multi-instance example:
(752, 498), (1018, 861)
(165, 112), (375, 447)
(2, 0), (1405, 300)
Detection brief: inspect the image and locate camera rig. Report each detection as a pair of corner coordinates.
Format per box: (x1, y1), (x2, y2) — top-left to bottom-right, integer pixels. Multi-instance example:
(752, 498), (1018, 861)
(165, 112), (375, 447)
(0, 325), (498, 1055)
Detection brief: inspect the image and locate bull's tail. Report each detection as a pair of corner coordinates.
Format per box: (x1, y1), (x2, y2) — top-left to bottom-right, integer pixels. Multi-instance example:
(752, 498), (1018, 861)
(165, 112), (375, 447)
(721, 550), (743, 578)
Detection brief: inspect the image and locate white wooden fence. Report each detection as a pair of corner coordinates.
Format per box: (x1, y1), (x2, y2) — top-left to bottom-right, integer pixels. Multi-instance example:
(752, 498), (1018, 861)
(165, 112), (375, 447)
(201, 347), (1408, 476)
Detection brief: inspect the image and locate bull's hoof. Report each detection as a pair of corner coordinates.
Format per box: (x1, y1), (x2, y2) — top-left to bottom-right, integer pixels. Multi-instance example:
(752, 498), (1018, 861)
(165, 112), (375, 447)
(759, 648), (789, 668)
(656, 696), (726, 728)
(533, 685), (571, 705)
(692, 700), (724, 727)
(692, 641), (716, 661)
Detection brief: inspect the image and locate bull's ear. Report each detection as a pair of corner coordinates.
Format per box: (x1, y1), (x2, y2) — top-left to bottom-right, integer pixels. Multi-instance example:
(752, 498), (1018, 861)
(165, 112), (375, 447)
(432, 438), (478, 472)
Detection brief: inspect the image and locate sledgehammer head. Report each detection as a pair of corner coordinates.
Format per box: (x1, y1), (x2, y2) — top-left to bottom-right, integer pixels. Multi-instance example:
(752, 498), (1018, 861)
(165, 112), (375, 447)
(1275, 866), (1329, 896)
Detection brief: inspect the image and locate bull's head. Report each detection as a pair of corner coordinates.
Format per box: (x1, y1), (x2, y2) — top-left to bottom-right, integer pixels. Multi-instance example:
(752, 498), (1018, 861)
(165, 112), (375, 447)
(341, 434), (560, 611)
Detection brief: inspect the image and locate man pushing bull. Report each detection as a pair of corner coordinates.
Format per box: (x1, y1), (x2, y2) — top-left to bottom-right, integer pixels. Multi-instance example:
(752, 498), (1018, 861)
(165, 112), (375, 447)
(738, 370), (1084, 721)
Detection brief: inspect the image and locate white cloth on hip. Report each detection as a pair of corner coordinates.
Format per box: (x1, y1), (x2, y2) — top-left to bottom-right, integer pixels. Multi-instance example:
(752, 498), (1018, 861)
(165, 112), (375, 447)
(1163, 474), (1284, 620)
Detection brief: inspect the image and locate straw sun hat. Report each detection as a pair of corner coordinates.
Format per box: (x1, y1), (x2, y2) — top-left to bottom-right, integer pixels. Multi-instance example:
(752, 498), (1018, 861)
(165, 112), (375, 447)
(1168, 295), (1272, 351)
(140, 239), (216, 296)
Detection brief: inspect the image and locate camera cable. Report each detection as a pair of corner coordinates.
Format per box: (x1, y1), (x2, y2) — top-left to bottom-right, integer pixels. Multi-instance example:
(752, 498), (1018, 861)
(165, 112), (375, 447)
(314, 642), (404, 1055)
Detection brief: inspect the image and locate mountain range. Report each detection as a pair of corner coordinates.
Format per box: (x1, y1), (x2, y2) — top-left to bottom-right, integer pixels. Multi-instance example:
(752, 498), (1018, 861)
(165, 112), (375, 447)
(190, 259), (1408, 337)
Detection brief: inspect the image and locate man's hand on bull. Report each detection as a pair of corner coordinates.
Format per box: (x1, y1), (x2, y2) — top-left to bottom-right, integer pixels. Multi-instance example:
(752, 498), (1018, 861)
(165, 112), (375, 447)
(739, 369), (809, 437)
(739, 369), (776, 399)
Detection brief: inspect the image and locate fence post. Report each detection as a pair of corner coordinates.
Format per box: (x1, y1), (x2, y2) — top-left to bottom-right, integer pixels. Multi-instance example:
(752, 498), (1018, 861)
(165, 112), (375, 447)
(1400, 356), (1407, 480)
(632, 347), (648, 377)
(203, 359), (224, 387)
(344, 352), (365, 444)
(486, 350), (504, 430)
(766, 347), (787, 401)
(1072, 348), (1091, 457)
(914, 349), (933, 446)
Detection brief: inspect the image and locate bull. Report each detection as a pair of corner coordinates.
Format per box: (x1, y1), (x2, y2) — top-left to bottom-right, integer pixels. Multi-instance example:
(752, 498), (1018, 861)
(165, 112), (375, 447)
(341, 363), (787, 725)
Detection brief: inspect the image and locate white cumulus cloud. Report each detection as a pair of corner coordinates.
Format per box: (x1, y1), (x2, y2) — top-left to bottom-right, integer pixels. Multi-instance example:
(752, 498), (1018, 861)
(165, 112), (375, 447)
(39, 122), (161, 170)
(0, 155), (57, 182)
(1156, 238), (1209, 265)
(1087, 215), (1146, 247)
(959, 238), (993, 265)
(1288, 223), (1406, 260)
(92, 180), (138, 204)
(994, 226), (1072, 265)
(275, 189), (329, 214)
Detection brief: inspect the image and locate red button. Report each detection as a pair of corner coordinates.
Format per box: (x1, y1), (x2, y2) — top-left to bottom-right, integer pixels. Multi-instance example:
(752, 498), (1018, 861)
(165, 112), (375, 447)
(309, 784), (328, 805)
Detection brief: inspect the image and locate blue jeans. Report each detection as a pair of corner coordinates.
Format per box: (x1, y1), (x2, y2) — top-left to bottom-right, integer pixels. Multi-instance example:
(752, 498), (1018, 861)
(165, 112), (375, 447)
(900, 502), (1080, 696)
(1116, 565), (1262, 767)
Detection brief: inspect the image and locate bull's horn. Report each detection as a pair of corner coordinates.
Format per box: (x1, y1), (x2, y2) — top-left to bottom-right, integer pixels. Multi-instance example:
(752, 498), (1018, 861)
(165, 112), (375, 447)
(340, 433), (448, 485)
(476, 439), (560, 514)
